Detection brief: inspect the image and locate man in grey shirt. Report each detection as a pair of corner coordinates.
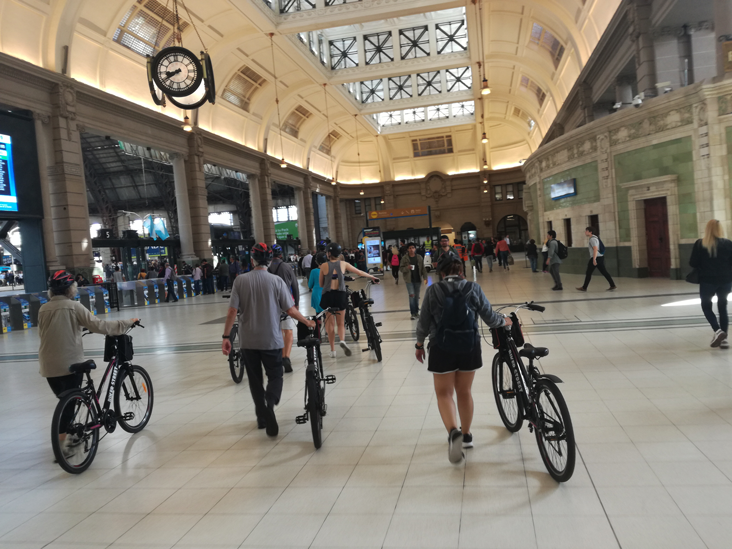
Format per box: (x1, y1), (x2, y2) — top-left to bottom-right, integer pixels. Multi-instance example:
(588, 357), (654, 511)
(268, 245), (299, 373)
(545, 230), (563, 291)
(221, 243), (314, 436)
(577, 226), (617, 292)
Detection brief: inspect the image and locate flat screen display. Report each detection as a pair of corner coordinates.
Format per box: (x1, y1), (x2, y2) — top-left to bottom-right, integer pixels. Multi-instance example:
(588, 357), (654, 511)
(550, 178), (577, 201)
(0, 134), (18, 212)
(366, 240), (381, 265)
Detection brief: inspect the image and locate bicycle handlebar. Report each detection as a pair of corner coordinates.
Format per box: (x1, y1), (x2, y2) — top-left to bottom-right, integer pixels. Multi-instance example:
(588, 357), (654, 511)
(495, 301), (545, 314)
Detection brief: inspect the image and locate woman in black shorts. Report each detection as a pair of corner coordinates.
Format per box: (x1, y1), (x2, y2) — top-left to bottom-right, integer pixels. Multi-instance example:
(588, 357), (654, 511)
(320, 242), (380, 358)
(414, 253), (511, 463)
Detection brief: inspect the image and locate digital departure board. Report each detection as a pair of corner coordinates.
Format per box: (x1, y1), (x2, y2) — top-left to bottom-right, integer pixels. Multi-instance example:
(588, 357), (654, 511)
(0, 134), (18, 212)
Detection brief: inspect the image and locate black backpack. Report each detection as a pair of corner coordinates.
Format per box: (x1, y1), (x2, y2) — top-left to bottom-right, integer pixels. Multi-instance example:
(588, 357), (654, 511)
(556, 240), (569, 260)
(435, 281), (478, 353)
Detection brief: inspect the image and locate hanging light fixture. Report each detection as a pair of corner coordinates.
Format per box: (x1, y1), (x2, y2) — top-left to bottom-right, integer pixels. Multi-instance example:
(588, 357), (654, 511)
(481, 77), (491, 95)
(483, 188), (488, 193)
(182, 115), (192, 131)
(354, 114), (364, 185)
(360, 189), (365, 195)
(483, 159), (489, 169)
(270, 34), (286, 169)
(481, 132), (488, 144)
(483, 178), (488, 184)
(381, 198), (385, 204)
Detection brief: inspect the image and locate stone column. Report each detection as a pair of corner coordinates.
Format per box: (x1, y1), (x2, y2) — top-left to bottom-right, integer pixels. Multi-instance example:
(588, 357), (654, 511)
(183, 132), (212, 260)
(383, 182), (396, 231)
(715, 0), (732, 78)
(678, 25), (694, 86)
(629, 0), (657, 97)
(33, 111), (63, 272)
(170, 153), (196, 261)
(258, 159), (276, 243)
(302, 176), (317, 247)
(578, 82), (594, 125)
(615, 77), (634, 108)
(248, 175), (265, 243)
(46, 84), (94, 272)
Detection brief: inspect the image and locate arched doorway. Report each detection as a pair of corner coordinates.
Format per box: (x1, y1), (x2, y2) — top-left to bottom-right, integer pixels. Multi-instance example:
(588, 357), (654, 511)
(460, 222), (477, 244)
(496, 215), (529, 249)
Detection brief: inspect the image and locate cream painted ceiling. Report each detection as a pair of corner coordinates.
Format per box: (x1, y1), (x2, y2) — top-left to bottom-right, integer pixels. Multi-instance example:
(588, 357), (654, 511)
(0, 0), (621, 183)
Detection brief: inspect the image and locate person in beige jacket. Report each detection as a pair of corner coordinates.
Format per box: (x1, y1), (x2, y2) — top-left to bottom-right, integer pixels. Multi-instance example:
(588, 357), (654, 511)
(400, 243), (429, 319)
(39, 271), (137, 450)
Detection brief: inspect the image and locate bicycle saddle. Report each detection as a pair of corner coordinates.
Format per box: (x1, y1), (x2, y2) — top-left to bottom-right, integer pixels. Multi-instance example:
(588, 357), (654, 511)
(519, 343), (548, 360)
(69, 359), (97, 374)
(297, 337), (320, 348)
(362, 299), (374, 306)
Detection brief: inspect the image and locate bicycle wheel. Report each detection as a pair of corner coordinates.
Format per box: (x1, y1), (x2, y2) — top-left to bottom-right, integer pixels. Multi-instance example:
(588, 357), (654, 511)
(491, 353), (524, 432)
(346, 305), (360, 342)
(51, 391), (99, 474)
(534, 379), (576, 482)
(306, 372), (323, 449)
(368, 318), (382, 362)
(115, 365), (154, 433)
(228, 326), (244, 383)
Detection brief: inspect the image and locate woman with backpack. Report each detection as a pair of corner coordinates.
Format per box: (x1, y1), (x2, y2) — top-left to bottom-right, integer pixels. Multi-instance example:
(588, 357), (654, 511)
(690, 219), (732, 348)
(414, 252), (511, 464)
(390, 250), (400, 284)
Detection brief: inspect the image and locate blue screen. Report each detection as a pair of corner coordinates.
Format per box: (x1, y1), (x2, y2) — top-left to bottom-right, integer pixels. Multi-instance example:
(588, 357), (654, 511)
(0, 134), (18, 212)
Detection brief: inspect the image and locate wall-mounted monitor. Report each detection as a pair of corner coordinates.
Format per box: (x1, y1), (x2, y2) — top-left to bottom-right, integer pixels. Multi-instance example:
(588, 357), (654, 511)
(0, 134), (18, 212)
(550, 178), (577, 201)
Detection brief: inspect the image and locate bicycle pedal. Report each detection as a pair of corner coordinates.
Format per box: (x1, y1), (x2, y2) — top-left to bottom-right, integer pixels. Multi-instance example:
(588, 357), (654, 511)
(122, 412), (135, 421)
(375, 322), (382, 327)
(325, 375), (337, 384)
(295, 414), (308, 424)
(503, 391), (516, 399)
(362, 348), (369, 352)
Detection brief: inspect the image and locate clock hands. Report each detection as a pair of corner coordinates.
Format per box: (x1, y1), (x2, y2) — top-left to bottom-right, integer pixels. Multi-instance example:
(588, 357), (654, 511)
(164, 68), (183, 80)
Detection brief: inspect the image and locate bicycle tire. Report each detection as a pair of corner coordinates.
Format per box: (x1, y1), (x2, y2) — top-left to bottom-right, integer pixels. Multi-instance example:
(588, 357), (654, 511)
(306, 373), (323, 449)
(228, 326), (244, 383)
(51, 391), (99, 474)
(369, 319), (382, 362)
(115, 365), (154, 433)
(346, 305), (360, 342)
(534, 379), (576, 482)
(491, 353), (524, 432)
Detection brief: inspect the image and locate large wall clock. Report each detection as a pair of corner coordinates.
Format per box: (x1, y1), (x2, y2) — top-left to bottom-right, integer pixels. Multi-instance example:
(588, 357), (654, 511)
(151, 46), (203, 98)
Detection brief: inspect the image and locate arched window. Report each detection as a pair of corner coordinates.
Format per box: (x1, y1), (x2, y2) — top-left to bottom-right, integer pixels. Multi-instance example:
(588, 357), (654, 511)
(496, 215), (529, 248)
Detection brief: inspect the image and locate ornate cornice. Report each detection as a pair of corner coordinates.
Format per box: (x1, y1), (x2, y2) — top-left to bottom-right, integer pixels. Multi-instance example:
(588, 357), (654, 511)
(608, 105), (693, 146)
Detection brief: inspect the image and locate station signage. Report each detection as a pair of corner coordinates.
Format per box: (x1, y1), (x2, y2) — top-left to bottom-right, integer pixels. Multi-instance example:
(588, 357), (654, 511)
(0, 134), (18, 212)
(368, 206), (428, 220)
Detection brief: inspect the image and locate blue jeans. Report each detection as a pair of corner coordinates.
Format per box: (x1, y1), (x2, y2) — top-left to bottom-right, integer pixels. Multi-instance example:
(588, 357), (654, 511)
(406, 282), (422, 316)
(700, 282), (731, 333)
(499, 251), (510, 269)
(193, 280), (202, 295)
(529, 257), (537, 272)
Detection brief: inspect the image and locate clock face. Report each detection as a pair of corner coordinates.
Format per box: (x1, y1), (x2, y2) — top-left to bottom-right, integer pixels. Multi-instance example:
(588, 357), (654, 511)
(151, 47), (203, 98)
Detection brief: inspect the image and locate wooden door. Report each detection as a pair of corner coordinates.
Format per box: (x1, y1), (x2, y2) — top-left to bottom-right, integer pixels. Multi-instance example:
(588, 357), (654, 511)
(644, 197), (671, 277)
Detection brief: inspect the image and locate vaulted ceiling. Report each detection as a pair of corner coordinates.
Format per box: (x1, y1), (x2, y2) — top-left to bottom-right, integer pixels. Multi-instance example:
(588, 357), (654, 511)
(0, 0), (621, 182)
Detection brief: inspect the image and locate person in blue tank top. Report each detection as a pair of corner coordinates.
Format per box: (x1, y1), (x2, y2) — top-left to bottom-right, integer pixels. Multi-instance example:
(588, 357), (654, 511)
(308, 252), (326, 314)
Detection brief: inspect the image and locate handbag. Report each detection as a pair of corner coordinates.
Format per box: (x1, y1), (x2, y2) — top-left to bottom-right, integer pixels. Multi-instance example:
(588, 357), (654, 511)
(685, 269), (699, 284)
(507, 254), (515, 266)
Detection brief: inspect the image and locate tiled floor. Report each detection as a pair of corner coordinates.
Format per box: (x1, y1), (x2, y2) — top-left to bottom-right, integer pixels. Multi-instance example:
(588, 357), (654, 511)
(1, 263), (731, 548)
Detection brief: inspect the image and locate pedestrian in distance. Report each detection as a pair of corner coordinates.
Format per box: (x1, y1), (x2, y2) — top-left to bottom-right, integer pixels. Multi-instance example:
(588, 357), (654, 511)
(391, 251), (400, 284)
(526, 239), (539, 272)
(221, 243), (315, 436)
(309, 252), (327, 314)
(415, 253), (511, 463)
(400, 242), (429, 320)
(163, 261), (179, 302)
(690, 219), (732, 349)
(484, 238), (495, 272)
(229, 256), (240, 284)
(470, 239), (484, 273)
(302, 250), (314, 290)
(434, 235), (457, 279)
(113, 265), (124, 284)
(268, 244), (300, 373)
(201, 259), (214, 294)
(217, 257), (229, 291)
(541, 237), (550, 273)
(192, 264), (203, 295)
(495, 235), (510, 271)
(546, 230), (563, 291)
(576, 227), (617, 292)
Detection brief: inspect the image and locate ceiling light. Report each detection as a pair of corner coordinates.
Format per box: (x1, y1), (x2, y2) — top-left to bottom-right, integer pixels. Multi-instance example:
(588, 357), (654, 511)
(483, 161), (489, 169)
(359, 189), (364, 195)
(481, 78), (491, 95)
(182, 116), (192, 132)
(380, 199), (384, 204)
(481, 133), (488, 144)
(280, 158), (287, 168)
(483, 189), (488, 193)
(331, 179), (336, 185)
(483, 178), (488, 184)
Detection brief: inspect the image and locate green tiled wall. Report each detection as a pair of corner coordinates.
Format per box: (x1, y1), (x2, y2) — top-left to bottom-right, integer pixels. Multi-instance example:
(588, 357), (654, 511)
(614, 137), (696, 242)
(543, 162), (599, 212)
(529, 184), (540, 240)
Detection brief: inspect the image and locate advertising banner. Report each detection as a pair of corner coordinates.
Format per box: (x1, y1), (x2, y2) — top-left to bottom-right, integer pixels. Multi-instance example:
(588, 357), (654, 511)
(0, 134), (18, 212)
(368, 206), (428, 220)
(275, 221), (299, 240)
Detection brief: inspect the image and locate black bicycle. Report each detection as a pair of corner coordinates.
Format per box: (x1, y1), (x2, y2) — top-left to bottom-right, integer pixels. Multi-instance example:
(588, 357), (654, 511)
(295, 308), (337, 449)
(490, 302), (576, 482)
(227, 322), (245, 383)
(343, 285), (360, 342)
(51, 321), (153, 474)
(351, 279), (382, 362)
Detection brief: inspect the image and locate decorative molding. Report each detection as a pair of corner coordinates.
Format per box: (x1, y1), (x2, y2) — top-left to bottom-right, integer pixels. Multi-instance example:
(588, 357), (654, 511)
(32, 112), (50, 124)
(608, 105), (693, 146)
(719, 94), (732, 117)
(535, 138), (597, 173)
(420, 172), (451, 204)
(651, 21), (714, 38)
(380, 114), (475, 135)
(47, 163), (83, 177)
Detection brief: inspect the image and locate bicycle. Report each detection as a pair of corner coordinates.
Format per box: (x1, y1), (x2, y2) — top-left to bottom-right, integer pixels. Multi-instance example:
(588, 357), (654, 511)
(227, 322), (244, 383)
(489, 302), (576, 482)
(351, 279), (382, 362)
(343, 284), (360, 342)
(295, 308), (337, 449)
(51, 321), (154, 474)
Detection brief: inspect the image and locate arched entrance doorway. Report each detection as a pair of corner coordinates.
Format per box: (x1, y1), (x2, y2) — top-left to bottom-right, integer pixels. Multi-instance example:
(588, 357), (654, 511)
(460, 222), (477, 244)
(496, 215), (529, 249)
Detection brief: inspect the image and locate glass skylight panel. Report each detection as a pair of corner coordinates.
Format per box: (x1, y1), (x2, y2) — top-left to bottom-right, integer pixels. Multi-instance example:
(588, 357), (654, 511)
(388, 76), (412, 100)
(417, 71), (441, 96)
(330, 37), (358, 69)
(428, 104), (450, 120)
(452, 101), (474, 117)
(445, 66), (472, 92)
(378, 111), (401, 126)
(436, 20), (468, 54)
(399, 26), (430, 59)
(280, 0), (315, 13)
(403, 108), (425, 124)
(326, 0), (362, 5)
(364, 32), (394, 65)
(360, 79), (384, 103)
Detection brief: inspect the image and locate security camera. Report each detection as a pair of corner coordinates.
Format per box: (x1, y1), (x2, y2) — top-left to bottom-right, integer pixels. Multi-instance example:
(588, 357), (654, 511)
(632, 95), (643, 107)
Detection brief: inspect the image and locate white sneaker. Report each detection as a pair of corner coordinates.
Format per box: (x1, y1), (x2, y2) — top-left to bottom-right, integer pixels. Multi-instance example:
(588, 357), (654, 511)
(329, 350), (337, 359)
(448, 428), (464, 464)
(721, 339), (729, 349)
(339, 341), (352, 357)
(711, 330), (726, 348)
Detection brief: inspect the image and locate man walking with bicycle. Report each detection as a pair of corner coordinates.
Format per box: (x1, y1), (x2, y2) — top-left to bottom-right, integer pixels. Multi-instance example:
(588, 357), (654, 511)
(221, 243), (314, 437)
(268, 244), (300, 373)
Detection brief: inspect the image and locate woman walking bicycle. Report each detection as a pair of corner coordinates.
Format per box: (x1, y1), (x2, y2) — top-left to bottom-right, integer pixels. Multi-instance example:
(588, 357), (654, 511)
(690, 219), (732, 348)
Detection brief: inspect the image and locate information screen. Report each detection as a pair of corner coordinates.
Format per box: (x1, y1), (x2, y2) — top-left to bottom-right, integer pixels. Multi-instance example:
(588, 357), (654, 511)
(0, 134), (18, 212)
(365, 239), (382, 266)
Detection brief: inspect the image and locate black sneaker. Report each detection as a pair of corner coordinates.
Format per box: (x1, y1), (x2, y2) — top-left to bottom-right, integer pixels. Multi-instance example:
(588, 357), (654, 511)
(448, 428), (464, 463)
(282, 357), (293, 373)
(264, 401), (278, 437)
(462, 432), (473, 449)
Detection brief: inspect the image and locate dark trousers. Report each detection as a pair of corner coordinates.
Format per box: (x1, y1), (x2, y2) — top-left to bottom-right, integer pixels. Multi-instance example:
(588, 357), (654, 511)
(392, 268), (399, 281)
(529, 257), (538, 272)
(542, 252), (549, 271)
(303, 268), (311, 281)
(700, 282), (732, 333)
(474, 256), (483, 272)
(47, 373), (82, 433)
(581, 257), (615, 289)
(203, 278), (214, 294)
(549, 263), (562, 288)
(242, 348), (284, 422)
(218, 276), (229, 291)
(165, 279), (178, 301)
(499, 251), (510, 269)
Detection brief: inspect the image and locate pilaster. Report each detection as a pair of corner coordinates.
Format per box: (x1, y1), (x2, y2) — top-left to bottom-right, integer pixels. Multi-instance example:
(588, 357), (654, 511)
(259, 159), (277, 243)
(183, 132), (211, 260)
(302, 175), (317, 248)
(629, 0), (657, 97)
(33, 110), (63, 273)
